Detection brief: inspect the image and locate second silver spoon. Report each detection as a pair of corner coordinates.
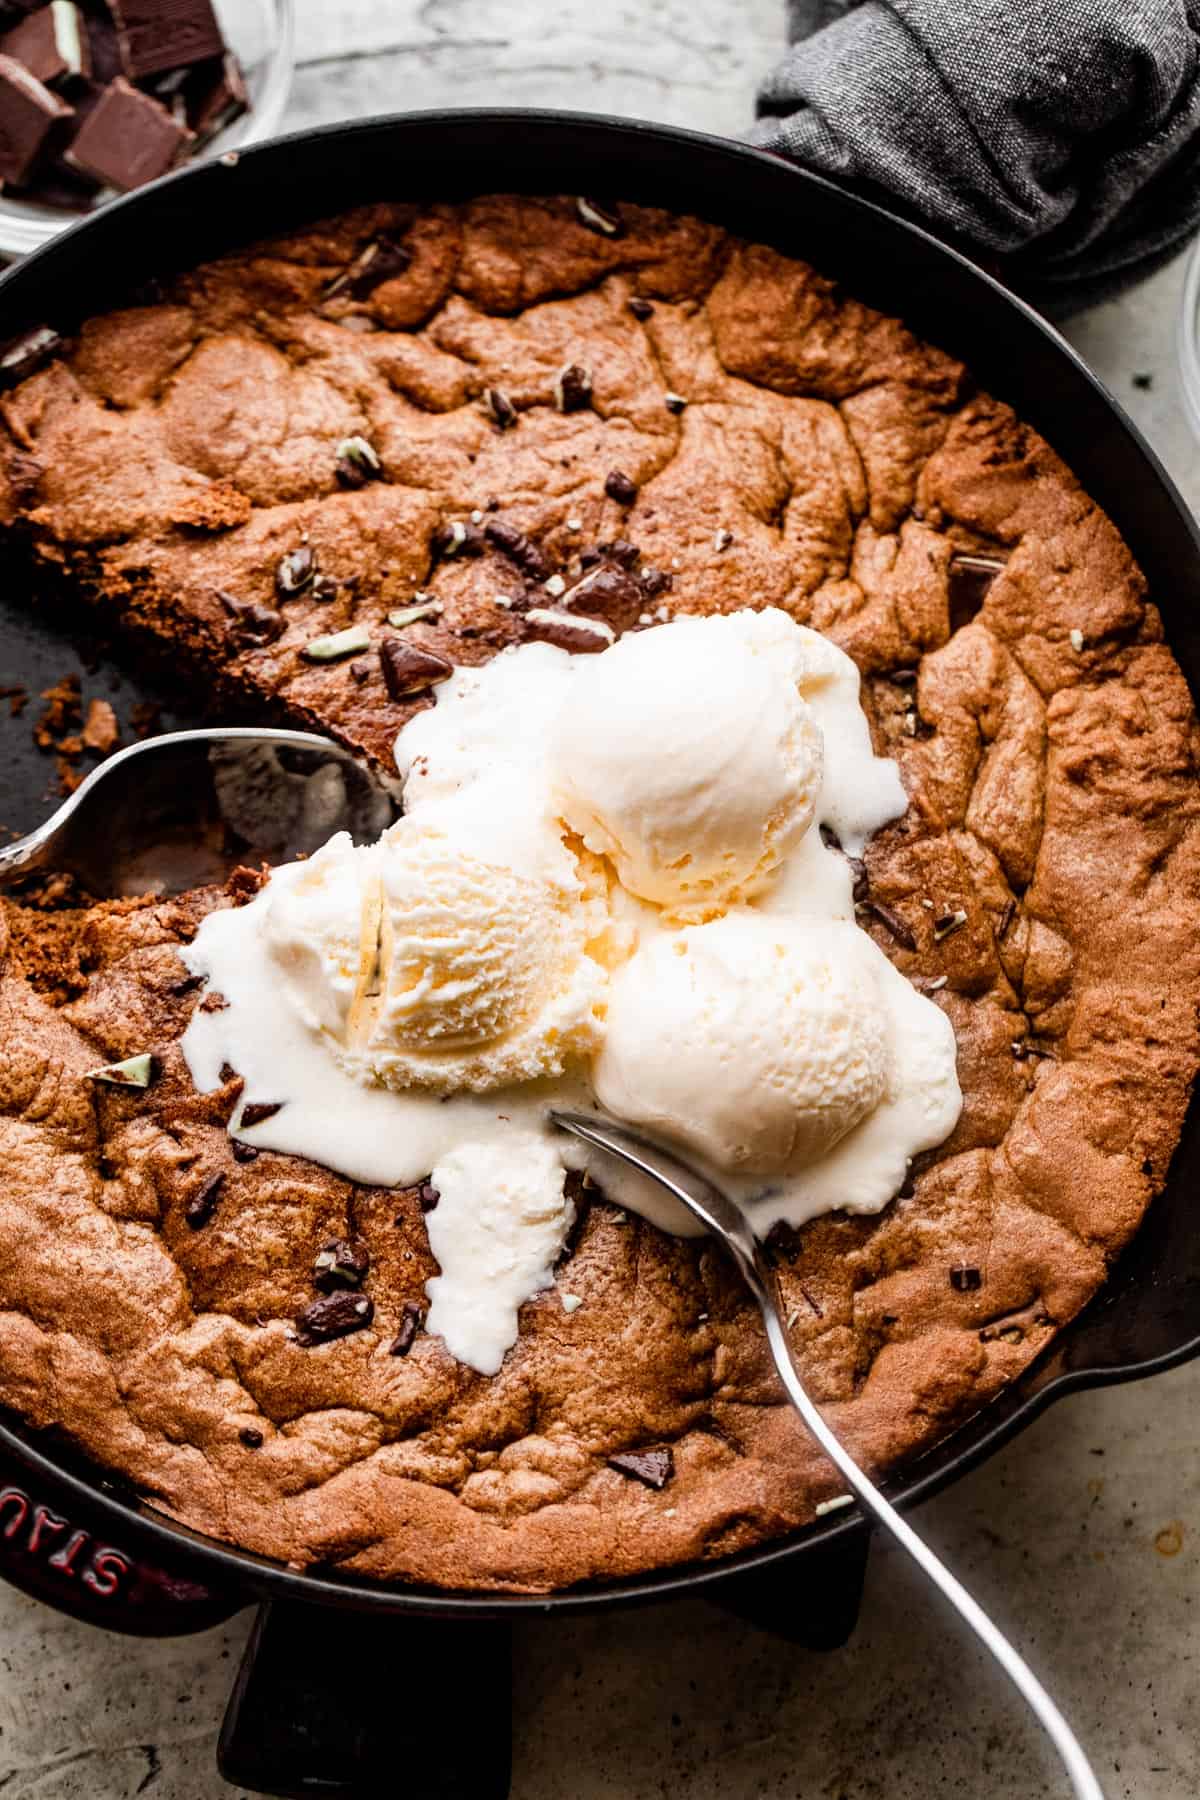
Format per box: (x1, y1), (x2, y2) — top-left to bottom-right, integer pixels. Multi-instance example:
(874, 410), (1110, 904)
(551, 1110), (1104, 1800)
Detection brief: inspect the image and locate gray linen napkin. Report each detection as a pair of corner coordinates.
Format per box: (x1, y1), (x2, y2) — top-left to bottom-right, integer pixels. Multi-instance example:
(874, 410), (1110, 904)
(752, 0), (1200, 314)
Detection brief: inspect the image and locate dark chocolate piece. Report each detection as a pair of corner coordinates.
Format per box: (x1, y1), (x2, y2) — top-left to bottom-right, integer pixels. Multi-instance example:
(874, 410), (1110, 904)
(378, 636), (453, 702)
(217, 590), (285, 645)
(0, 53), (72, 183)
(240, 1101), (283, 1129)
(231, 1140), (258, 1164)
(484, 386), (517, 430)
(523, 609), (613, 654)
(950, 1266), (983, 1292)
(419, 1182), (439, 1212)
(294, 1291), (375, 1347)
(84, 10), (120, 82)
(1, 3), (91, 87)
(604, 469), (637, 505)
(349, 657), (372, 685)
(238, 1425), (263, 1448)
(183, 48), (245, 146)
(313, 1238), (369, 1293)
(334, 435), (382, 489)
(637, 563), (672, 599)
(65, 76), (190, 190)
(607, 1447), (674, 1490)
(324, 232), (411, 302)
(275, 544), (315, 598)
(389, 1301), (424, 1358)
(554, 361), (592, 413)
(863, 899), (917, 952)
(433, 518), (484, 559)
(575, 195), (623, 236)
(484, 517), (551, 582)
(108, 0), (225, 82)
(627, 295), (653, 320)
(185, 1170), (223, 1230)
(568, 564), (641, 616)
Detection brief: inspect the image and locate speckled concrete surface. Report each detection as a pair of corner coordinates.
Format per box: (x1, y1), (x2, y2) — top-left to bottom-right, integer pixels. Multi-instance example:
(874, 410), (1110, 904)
(1, 3), (1198, 1796)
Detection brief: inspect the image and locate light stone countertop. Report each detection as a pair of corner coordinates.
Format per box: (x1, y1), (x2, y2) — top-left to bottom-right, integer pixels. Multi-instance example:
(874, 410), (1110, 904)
(2, 4), (1198, 1796)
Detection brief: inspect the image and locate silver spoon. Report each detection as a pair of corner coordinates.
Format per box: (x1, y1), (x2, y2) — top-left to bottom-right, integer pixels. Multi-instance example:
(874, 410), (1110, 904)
(0, 727), (398, 897)
(551, 1110), (1104, 1800)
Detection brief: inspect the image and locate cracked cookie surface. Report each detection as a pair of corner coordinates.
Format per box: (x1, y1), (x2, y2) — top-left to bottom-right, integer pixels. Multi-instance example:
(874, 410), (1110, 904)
(0, 196), (1198, 1591)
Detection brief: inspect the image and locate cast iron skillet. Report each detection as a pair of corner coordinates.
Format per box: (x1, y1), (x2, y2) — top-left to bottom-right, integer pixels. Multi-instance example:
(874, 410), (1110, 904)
(1, 111), (1199, 1799)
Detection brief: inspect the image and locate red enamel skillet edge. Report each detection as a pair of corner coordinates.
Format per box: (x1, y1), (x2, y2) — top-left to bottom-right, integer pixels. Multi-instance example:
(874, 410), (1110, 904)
(0, 109), (1198, 1798)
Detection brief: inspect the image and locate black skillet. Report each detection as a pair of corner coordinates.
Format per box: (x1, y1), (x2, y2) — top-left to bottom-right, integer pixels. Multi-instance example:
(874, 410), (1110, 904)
(1, 111), (1199, 1799)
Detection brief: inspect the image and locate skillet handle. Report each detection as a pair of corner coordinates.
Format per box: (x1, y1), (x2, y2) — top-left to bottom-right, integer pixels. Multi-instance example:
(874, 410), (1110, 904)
(220, 1598), (512, 1799)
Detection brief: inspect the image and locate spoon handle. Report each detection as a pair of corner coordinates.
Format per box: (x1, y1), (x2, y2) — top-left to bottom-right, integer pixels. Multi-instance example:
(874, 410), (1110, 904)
(748, 1257), (1104, 1800)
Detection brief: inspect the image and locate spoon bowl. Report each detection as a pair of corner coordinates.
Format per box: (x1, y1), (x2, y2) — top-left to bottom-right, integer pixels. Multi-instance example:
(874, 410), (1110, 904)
(0, 727), (399, 898)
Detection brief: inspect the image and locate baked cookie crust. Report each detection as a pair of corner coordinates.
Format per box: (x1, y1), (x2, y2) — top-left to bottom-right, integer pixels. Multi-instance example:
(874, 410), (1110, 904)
(0, 197), (1197, 1591)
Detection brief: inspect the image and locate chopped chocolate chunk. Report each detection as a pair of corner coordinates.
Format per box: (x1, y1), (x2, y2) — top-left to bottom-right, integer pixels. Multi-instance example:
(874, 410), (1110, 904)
(554, 361), (593, 413)
(862, 900), (917, 952)
(334, 435), (382, 488)
(627, 295), (653, 320)
(231, 1140), (258, 1164)
(313, 1237), (369, 1293)
(349, 658), (372, 685)
(933, 909), (968, 941)
(0, 323), (61, 391)
(86, 1051), (156, 1088)
(294, 1291), (375, 1347)
(997, 898), (1017, 940)
(950, 1266), (982, 1292)
(568, 563), (641, 615)
(389, 1301), (424, 1357)
(484, 517), (552, 582)
(302, 625), (371, 663)
(575, 195), (623, 236)
(7, 450), (43, 503)
(604, 469), (637, 506)
(324, 232), (411, 302)
(185, 1170), (223, 1230)
(217, 590), (284, 645)
(275, 545), (315, 598)
(217, 1061), (238, 1083)
(238, 1425), (263, 1448)
(418, 1182), (440, 1211)
(109, 0), (224, 81)
(484, 386), (518, 430)
(713, 528), (734, 553)
(596, 538), (640, 569)
(84, 10), (121, 83)
(0, 55), (72, 183)
(638, 564), (672, 599)
(433, 518), (483, 559)
(379, 636), (452, 702)
(65, 77), (190, 191)
(1, 3), (90, 87)
(607, 1447), (674, 1490)
(167, 971), (205, 997)
(524, 608), (614, 653)
(663, 391), (688, 415)
(184, 49), (246, 146)
(240, 1101), (283, 1129)
(310, 572), (344, 604)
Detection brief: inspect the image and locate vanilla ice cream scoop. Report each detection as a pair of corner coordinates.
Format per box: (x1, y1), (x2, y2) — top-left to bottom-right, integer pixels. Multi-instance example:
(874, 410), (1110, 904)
(550, 610), (824, 916)
(263, 833), (379, 1039)
(594, 912), (889, 1175)
(346, 820), (605, 1092)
